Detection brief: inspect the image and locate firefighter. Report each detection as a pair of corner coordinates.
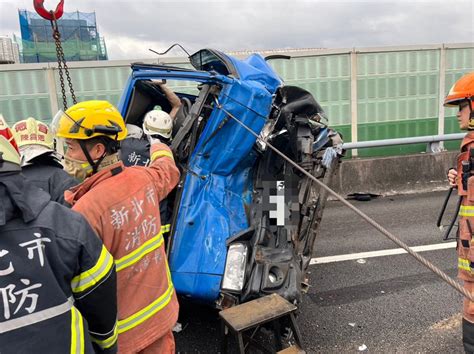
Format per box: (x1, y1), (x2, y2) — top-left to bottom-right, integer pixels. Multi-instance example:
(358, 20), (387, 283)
(141, 113), (178, 248)
(142, 81), (182, 146)
(11, 117), (78, 205)
(120, 124), (150, 167)
(142, 109), (174, 145)
(54, 100), (180, 353)
(0, 115), (118, 353)
(121, 83), (182, 248)
(121, 80), (182, 169)
(445, 71), (474, 353)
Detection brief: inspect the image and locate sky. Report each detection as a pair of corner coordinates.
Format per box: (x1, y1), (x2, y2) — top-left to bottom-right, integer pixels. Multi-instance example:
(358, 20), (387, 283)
(0, 0), (473, 60)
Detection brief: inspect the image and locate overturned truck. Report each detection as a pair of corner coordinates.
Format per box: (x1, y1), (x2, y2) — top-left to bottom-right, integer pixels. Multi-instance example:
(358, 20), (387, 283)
(118, 49), (344, 308)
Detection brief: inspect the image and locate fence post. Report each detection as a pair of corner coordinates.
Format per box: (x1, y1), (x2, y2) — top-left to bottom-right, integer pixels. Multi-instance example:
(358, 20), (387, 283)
(45, 67), (58, 118)
(438, 44), (447, 150)
(350, 49), (358, 157)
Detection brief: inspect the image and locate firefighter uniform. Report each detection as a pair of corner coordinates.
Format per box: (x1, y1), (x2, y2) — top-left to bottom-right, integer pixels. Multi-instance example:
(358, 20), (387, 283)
(446, 72), (474, 352)
(457, 133), (474, 326)
(21, 157), (79, 205)
(120, 137), (151, 167)
(120, 136), (173, 248)
(12, 118), (79, 205)
(65, 142), (180, 353)
(0, 118), (118, 353)
(55, 101), (180, 353)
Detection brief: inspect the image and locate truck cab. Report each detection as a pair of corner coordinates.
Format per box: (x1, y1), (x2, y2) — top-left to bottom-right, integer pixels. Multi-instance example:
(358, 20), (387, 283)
(117, 48), (343, 307)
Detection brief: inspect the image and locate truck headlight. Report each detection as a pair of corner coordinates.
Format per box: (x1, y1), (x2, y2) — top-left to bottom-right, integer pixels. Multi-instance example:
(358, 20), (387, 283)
(221, 243), (248, 292)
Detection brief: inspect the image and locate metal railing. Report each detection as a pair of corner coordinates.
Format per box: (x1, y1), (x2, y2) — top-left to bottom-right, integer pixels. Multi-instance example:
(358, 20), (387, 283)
(342, 133), (465, 152)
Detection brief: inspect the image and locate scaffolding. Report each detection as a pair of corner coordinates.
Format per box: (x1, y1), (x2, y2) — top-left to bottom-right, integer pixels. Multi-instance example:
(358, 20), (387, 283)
(18, 9), (108, 63)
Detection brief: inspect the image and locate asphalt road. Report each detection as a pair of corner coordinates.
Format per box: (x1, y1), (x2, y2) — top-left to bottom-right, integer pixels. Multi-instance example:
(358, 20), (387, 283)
(174, 191), (465, 353)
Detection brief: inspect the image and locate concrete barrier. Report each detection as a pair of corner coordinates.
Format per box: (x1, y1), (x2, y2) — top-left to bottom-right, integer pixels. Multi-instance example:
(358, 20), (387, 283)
(329, 151), (459, 197)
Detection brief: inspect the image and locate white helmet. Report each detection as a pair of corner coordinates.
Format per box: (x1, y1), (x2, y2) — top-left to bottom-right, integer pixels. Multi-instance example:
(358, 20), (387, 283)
(12, 117), (55, 150)
(12, 117), (57, 166)
(125, 124), (144, 139)
(142, 110), (173, 139)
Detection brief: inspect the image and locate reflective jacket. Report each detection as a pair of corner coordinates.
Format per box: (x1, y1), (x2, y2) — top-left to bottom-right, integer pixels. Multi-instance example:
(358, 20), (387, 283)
(0, 173), (118, 353)
(457, 132), (474, 322)
(21, 154), (79, 206)
(65, 142), (180, 352)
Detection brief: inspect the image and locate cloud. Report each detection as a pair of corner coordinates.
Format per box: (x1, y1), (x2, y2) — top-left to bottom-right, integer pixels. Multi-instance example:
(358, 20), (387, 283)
(104, 36), (173, 60)
(1, 0), (473, 60)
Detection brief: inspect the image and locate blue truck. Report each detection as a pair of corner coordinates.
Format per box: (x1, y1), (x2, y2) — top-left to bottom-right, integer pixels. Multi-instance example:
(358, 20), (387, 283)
(117, 48), (343, 308)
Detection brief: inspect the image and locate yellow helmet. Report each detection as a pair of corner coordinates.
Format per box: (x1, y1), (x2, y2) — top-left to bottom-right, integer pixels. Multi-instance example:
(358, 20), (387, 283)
(53, 100), (127, 141)
(12, 117), (54, 149)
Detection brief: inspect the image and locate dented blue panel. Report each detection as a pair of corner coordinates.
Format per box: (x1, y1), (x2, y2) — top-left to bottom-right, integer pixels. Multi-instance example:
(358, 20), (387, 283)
(168, 55), (281, 303)
(228, 53), (282, 93)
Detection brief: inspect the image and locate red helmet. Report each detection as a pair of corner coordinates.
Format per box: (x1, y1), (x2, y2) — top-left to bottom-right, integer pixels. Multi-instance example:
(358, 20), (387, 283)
(0, 114), (21, 171)
(444, 72), (474, 108)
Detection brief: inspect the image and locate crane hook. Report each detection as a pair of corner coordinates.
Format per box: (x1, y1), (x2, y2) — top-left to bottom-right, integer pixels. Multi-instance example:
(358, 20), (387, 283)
(33, 0), (65, 21)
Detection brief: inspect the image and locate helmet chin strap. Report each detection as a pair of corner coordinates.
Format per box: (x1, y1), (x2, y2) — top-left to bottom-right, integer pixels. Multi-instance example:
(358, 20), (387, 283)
(465, 99), (474, 130)
(78, 140), (106, 174)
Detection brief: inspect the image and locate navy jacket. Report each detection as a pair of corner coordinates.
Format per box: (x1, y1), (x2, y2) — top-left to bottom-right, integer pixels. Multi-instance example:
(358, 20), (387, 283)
(21, 154), (78, 206)
(0, 173), (118, 353)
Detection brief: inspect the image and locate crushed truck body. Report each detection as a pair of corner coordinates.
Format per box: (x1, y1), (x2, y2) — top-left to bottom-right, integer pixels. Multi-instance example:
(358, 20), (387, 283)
(118, 48), (344, 307)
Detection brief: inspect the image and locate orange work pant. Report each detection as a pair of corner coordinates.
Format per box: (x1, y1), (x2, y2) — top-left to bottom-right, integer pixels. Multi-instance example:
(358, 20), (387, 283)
(120, 330), (175, 354)
(138, 330), (175, 354)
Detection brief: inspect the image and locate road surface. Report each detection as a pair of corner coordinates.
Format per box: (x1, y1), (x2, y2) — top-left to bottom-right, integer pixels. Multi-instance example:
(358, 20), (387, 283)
(175, 191), (464, 353)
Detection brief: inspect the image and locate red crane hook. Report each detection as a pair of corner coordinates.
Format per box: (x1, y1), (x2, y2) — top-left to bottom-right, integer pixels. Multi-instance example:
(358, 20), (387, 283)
(33, 0), (65, 21)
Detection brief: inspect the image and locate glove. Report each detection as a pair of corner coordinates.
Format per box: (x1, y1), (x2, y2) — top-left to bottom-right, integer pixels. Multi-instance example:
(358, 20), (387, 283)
(322, 147), (337, 168)
(447, 168), (457, 187)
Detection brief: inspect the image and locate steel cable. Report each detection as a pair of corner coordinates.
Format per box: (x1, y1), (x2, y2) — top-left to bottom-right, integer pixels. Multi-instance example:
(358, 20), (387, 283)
(215, 99), (472, 302)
